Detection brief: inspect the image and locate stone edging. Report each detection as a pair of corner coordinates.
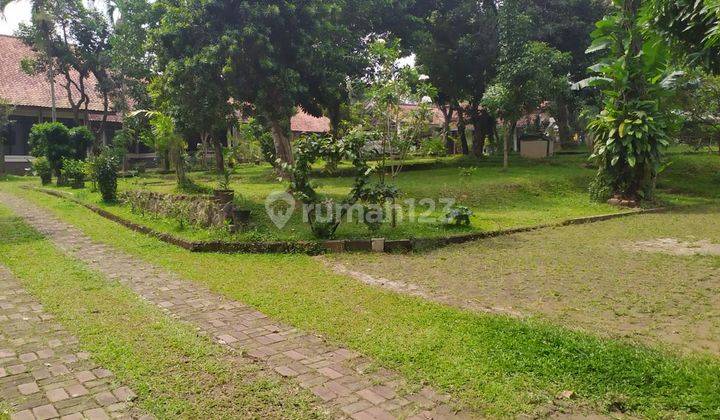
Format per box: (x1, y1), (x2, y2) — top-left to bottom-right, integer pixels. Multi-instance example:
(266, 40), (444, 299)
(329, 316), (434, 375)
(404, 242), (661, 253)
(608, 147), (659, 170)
(29, 187), (665, 254)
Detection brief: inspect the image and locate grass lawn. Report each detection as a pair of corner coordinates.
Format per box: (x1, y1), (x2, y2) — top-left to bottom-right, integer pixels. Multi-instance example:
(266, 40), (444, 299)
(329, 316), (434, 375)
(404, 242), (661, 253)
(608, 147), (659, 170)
(0, 203), (324, 419)
(331, 204), (720, 357)
(34, 154), (624, 243)
(4, 182), (720, 418)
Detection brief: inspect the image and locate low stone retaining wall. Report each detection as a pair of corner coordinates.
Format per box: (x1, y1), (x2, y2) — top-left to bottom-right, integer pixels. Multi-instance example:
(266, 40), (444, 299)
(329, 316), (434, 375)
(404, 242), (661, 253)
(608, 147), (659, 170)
(31, 187), (666, 255)
(120, 190), (232, 229)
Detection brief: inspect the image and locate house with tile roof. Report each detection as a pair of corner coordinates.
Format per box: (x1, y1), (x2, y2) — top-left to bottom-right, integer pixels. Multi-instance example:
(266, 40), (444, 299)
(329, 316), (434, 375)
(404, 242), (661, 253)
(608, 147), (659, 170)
(0, 35), (125, 174)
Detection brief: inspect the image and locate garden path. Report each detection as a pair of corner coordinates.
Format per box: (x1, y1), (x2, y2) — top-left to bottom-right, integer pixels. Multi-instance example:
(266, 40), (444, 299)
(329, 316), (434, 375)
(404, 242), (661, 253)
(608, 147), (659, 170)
(0, 266), (149, 420)
(0, 192), (465, 420)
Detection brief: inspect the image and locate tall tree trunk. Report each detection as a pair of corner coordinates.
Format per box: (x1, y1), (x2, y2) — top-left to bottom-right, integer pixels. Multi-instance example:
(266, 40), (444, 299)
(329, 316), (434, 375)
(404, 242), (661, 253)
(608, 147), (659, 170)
(200, 132), (209, 170)
(439, 105), (454, 156)
(456, 107), (468, 156)
(172, 146), (186, 186)
(556, 101), (571, 145)
(161, 149), (170, 173)
(0, 141), (5, 176)
(48, 64), (57, 123)
(212, 128), (226, 174)
(504, 120), (516, 169)
(468, 107), (488, 158)
(269, 119), (294, 166)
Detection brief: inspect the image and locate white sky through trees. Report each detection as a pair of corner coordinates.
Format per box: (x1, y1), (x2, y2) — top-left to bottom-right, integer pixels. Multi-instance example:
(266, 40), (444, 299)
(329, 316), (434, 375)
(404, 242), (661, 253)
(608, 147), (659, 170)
(0, 0), (110, 35)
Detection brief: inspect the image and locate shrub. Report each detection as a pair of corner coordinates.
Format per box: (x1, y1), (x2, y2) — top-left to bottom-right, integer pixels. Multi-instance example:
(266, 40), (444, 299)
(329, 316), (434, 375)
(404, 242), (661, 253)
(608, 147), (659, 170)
(29, 122), (71, 181)
(60, 158), (86, 189)
(31, 157), (52, 185)
(68, 126), (94, 159)
(421, 136), (447, 157)
(92, 151), (119, 202)
(259, 132), (276, 166)
(442, 205), (473, 227)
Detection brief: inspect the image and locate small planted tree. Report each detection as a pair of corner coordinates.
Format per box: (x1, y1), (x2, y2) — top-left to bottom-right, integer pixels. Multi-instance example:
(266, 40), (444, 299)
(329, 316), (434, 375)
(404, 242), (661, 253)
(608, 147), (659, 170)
(583, 0), (679, 203)
(350, 39), (437, 227)
(131, 110), (189, 190)
(28, 122), (87, 185)
(284, 134), (371, 239)
(91, 149), (120, 202)
(483, 0), (571, 169)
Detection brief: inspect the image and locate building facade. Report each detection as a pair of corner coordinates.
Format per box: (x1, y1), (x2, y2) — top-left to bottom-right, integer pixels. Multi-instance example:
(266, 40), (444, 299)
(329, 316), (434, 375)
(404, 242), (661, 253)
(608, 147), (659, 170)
(0, 35), (122, 174)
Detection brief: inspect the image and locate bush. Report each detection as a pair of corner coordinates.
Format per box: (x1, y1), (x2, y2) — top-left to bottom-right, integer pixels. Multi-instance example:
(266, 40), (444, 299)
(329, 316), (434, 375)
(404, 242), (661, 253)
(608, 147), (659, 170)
(60, 158), (86, 189)
(31, 157), (52, 185)
(442, 205), (473, 227)
(29, 122), (71, 178)
(68, 126), (93, 159)
(259, 132), (276, 166)
(421, 137), (447, 157)
(92, 151), (119, 202)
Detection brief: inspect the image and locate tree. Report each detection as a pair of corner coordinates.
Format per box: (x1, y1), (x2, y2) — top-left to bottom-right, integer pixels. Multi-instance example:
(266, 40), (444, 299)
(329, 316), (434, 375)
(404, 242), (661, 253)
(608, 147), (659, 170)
(28, 122), (88, 183)
(0, 98), (13, 176)
(673, 73), (720, 153)
(131, 110), (188, 188)
(106, 0), (158, 112)
(150, 3), (236, 174)
(153, 0), (370, 169)
(413, 0), (499, 157)
(18, 0), (117, 144)
(483, 0), (571, 169)
(583, 0), (678, 202)
(348, 39), (436, 227)
(2, 0), (60, 121)
(649, 0), (720, 73)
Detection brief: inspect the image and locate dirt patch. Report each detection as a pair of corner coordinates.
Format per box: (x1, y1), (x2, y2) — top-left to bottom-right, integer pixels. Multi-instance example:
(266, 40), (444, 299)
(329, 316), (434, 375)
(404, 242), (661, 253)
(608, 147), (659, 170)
(331, 208), (720, 357)
(629, 237), (720, 256)
(320, 257), (526, 318)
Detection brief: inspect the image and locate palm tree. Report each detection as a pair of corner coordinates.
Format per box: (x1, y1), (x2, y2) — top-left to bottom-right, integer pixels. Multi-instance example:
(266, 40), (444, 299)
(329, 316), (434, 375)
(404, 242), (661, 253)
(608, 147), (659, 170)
(1, 0), (58, 121)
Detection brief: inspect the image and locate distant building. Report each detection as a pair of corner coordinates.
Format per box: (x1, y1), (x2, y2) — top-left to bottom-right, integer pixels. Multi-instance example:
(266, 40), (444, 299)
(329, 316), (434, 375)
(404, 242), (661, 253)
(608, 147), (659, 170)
(0, 35), (123, 174)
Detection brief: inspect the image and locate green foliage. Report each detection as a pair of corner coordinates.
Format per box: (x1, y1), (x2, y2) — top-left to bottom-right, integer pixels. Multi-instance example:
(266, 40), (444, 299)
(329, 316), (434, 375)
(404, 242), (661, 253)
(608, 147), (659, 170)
(28, 122), (87, 177)
(443, 205), (473, 226)
(60, 158), (86, 188)
(483, 41), (571, 123)
(649, 0), (720, 72)
(131, 110), (188, 188)
(351, 39), (437, 181)
(217, 168), (231, 191)
(420, 137), (447, 157)
(68, 126), (93, 159)
(285, 133), (370, 239)
(92, 151), (120, 202)
(31, 157), (52, 185)
(583, 0), (677, 200)
(672, 72), (720, 150)
(152, 0), (372, 164)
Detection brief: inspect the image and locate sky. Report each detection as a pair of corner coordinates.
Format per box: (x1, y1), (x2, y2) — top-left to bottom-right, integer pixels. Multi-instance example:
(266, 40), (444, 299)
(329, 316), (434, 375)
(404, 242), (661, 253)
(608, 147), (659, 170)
(0, 0), (109, 35)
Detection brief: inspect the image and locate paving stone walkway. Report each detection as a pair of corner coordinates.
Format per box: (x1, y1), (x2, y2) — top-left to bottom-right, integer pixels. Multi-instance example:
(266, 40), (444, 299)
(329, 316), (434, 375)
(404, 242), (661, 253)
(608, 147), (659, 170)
(1, 193), (468, 420)
(0, 266), (148, 420)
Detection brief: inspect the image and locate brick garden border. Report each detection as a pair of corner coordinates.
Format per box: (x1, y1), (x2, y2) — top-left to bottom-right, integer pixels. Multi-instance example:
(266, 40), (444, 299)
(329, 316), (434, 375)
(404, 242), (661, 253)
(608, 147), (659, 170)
(29, 187), (665, 255)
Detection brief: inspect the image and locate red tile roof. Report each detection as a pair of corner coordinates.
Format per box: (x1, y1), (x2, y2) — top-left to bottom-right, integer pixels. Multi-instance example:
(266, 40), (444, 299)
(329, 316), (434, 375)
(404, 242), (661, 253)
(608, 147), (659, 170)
(0, 35), (109, 113)
(290, 109), (331, 133)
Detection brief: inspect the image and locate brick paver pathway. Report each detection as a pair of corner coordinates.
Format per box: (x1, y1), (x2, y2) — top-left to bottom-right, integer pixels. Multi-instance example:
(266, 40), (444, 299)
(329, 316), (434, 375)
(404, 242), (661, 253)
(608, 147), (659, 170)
(1, 193), (468, 420)
(0, 266), (148, 420)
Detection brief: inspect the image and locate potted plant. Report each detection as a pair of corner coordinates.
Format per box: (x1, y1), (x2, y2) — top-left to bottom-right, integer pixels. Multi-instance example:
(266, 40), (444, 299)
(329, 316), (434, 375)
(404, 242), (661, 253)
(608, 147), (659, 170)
(32, 157), (52, 185)
(213, 168), (234, 205)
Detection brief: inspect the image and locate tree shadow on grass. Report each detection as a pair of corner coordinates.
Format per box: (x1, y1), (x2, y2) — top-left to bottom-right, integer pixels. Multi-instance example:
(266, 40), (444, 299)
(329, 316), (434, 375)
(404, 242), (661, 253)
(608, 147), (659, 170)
(0, 215), (46, 246)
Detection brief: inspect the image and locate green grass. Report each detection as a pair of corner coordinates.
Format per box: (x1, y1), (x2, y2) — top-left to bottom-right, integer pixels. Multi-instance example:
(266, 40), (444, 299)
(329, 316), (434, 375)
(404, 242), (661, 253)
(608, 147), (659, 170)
(6, 183), (720, 418)
(37, 154), (622, 243)
(0, 204), (324, 419)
